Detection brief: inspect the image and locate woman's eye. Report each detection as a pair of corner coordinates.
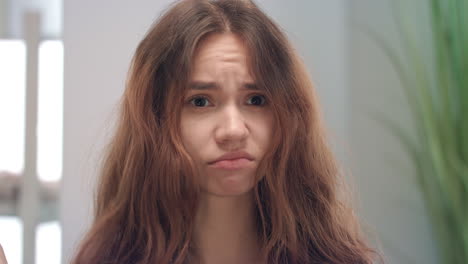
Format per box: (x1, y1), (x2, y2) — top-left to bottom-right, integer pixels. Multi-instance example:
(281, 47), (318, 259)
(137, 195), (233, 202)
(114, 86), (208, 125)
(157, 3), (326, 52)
(247, 94), (267, 106)
(187, 94), (267, 108)
(189, 96), (212, 107)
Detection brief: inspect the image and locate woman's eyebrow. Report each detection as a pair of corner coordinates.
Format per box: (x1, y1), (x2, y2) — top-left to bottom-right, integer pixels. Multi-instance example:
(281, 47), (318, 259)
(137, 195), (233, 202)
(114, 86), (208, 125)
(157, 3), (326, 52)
(189, 81), (259, 91)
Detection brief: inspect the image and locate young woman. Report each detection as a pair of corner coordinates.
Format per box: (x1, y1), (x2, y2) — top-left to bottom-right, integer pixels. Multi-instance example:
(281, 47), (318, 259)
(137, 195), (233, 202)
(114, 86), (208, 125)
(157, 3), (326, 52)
(72, 0), (382, 263)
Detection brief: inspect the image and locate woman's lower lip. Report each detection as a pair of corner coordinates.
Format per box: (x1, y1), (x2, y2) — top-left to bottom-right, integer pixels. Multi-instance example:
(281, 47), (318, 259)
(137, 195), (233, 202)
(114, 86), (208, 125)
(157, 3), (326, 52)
(209, 158), (252, 170)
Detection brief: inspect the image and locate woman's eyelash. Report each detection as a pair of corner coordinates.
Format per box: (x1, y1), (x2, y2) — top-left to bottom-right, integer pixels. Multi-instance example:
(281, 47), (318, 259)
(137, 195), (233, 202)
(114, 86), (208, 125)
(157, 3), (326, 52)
(187, 94), (267, 107)
(247, 94), (267, 106)
(188, 95), (212, 107)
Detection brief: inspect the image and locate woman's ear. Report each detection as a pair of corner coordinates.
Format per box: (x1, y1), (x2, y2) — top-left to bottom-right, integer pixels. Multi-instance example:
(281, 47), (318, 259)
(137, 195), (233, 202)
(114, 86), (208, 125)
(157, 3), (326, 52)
(0, 244), (7, 264)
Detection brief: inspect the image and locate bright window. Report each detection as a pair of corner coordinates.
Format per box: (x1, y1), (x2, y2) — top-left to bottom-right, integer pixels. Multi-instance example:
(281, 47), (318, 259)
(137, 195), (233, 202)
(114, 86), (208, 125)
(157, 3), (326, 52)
(37, 40), (64, 182)
(0, 39), (62, 264)
(36, 221), (61, 264)
(0, 217), (22, 264)
(0, 40), (26, 174)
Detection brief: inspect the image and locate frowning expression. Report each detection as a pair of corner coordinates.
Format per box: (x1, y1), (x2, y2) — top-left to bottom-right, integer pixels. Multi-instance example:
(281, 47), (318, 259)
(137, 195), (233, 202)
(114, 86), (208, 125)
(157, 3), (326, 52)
(180, 33), (274, 197)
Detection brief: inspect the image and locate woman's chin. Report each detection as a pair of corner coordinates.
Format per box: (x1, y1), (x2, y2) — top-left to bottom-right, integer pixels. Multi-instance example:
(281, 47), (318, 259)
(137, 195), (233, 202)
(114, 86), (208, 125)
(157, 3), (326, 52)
(203, 184), (254, 197)
(203, 172), (257, 197)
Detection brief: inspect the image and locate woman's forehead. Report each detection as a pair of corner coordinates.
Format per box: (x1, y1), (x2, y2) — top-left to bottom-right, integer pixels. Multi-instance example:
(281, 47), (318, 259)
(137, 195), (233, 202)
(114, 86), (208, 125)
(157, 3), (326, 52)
(189, 35), (258, 89)
(193, 33), (247, 60)
(192, 34), (250, 70)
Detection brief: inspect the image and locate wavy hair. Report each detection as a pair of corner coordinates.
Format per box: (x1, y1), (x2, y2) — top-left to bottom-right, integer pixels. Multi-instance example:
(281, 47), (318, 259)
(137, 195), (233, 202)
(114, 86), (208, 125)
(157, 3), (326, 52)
(72, 0), (383, 263)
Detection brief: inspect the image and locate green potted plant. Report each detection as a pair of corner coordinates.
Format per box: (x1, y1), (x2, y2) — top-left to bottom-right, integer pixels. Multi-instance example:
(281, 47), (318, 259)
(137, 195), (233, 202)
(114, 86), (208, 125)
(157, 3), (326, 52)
(369, 0), (468, 263)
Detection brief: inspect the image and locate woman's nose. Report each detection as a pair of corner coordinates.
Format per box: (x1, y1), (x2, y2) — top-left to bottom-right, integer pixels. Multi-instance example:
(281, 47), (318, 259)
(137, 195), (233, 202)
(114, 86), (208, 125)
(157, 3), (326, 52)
(214, 104), (248, 145)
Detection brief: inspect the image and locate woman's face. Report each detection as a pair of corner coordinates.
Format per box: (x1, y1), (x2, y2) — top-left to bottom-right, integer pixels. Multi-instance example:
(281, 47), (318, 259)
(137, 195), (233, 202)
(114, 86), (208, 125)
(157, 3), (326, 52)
(180, 33), (274, 197)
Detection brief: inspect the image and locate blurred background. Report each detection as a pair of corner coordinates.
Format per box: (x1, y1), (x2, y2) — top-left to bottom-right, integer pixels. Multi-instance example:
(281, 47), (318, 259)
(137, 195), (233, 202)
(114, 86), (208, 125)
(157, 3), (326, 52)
(1, 0), (466, 263)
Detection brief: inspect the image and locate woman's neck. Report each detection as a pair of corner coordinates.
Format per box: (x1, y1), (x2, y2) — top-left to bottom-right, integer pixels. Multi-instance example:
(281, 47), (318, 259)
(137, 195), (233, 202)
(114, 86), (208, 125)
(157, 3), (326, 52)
(193, 191), (262, 264)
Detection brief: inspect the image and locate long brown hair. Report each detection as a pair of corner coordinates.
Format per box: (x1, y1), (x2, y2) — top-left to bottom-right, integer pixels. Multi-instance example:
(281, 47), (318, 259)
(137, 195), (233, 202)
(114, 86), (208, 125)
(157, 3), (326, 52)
(72, 0), (382, 263)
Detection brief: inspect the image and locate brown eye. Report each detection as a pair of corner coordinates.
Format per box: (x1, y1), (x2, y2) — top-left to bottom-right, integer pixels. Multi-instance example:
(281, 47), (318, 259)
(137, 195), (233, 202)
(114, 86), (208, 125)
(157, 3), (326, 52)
(247, 94), (266, 106)
(189, 96), (212, 107)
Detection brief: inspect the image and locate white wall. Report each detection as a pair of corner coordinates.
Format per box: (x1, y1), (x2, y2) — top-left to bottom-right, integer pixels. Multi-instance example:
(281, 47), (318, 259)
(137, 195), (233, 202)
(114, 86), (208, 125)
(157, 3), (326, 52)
(0, 0), (7, 36)
(256, 0), (349, 160)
